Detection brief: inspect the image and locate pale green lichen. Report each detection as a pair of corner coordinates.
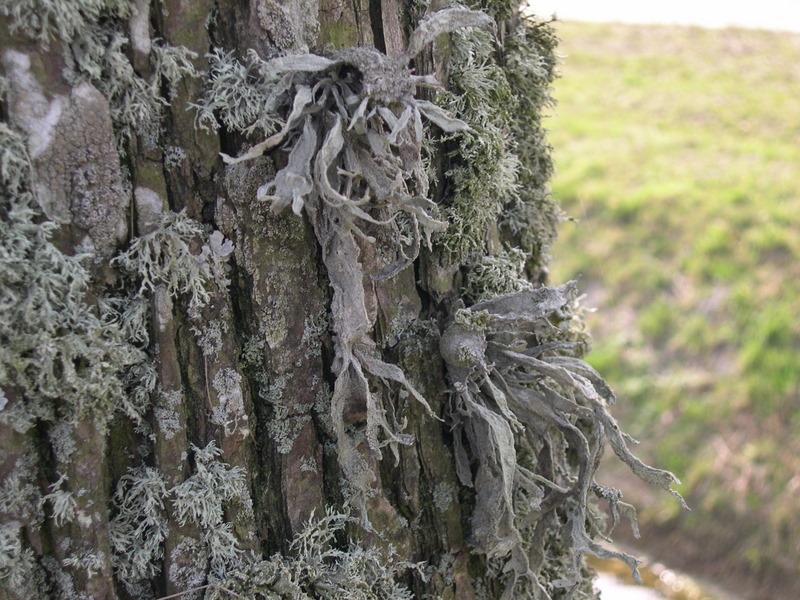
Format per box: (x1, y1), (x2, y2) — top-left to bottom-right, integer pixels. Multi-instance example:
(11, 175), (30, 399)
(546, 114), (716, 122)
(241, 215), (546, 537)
(211, 367), (249, 437)
(40, 475), (77, 528)
(192, 48), (283, 137)
(499, 15), (561, 268)
(464, 248), (534, 303)
(168, 443), (254, 581)
(261, 373), (310, 454)
(61, 550), (106, 578)
(435, 24), (520, 263)
(2, 0), (199, 148)
(0, 524), (45, 594)
(70, 28), (199, 147)
(207, 508), (415, 600)
(0, 0), (131, 47)
(433, 482), (455, 512)
(163, 145), (188, 170)
(0, 451), (43, 527)
(168, 537), (207, 598)
(153, 388), (183, 440)
(113, 209), (233, 312)
(109, 466), (168, 588)
(0, 123), (148, 432)
(172, 442), (248, 530)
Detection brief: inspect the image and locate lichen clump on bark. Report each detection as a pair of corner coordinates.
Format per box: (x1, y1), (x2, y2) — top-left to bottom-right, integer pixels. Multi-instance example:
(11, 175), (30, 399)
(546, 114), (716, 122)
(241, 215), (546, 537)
(0, 1), (687, 598)
(207, 7), (494, 523)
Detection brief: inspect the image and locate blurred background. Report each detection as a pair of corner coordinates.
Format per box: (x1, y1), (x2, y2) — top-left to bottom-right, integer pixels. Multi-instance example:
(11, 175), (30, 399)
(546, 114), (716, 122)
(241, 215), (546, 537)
(531, 2), (800, 599)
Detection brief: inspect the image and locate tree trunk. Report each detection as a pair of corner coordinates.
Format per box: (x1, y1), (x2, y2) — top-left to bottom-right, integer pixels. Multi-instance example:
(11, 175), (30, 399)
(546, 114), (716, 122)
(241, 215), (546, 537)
(0, 1), (683, 599)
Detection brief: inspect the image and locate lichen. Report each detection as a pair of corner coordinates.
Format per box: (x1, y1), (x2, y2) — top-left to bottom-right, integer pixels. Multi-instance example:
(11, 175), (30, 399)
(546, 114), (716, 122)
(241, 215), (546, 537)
(434, 24), (520, 264)
(433, 482), (455, 512)
(192, 48), (283, 138)
(109, 466), (168, 588)
(0, 523), (46, 595)
(40, 474), (78, 527)
(208, 508), (416, 600)
(154, 388), (183, 440)
(256, 0), (320, 54)
(172, 442), (248, 531)
(2, 0), (199, 149)
(441, 282), (687, 594)
(464, 248), (534, 303)
(113, 209), (234, 312)
(498, 15), (561, 269)
(1, 52), (128, 260)
(0, 122), (148, 432)
(208, 7), (493, 523)
(0, 0), (131, 47)
(211, 368), (249, 438)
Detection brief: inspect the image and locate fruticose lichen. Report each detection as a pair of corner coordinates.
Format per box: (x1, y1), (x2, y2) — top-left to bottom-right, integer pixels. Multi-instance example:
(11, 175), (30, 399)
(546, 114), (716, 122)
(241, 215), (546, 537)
(441, 282), (687, 596)
(2, 0), (199, 149)
(499, 16), (561, 269)
(0, 0), (686, 596)
(207, 508), (416, 600)
(0, 122), (147, 433)
(435, 23), (521, 264)
(109, 466), (168, 588)
(209, 6), (494, 522)
(464, 247), (534, 303)
(113, 209), (234, 312)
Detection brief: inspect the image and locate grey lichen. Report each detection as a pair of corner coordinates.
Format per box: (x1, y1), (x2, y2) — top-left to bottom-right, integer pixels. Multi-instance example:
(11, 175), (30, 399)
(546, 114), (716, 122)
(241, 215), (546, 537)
(256, 0), (320, 54)
(211, 368), (249, 438)
(172, 442), (248, 531)
(499, 16), (561, 269)
(435, 23), (521, 264)
(0, 122), (147, 432)
(464, 248), (534, 303)
(210, 7), (493, 523)
(208, 508), (415, 600)
(67, 21), (199, 148)
(113, 209), (234, 312)
(441, 282), (687, 595)
(109, 466), (168, 587)
(1, 52), (128, 259)
(2, 0), (199, 149)
(154, 388), (183, 440)
(0, 0), (131, 47)
(40, 475), (78, 527)
(0, 523), (47, 596)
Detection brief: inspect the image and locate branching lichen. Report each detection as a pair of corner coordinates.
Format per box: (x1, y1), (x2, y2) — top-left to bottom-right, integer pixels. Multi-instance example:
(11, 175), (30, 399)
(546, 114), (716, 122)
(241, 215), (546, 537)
(208, 508), (415, 600)
(441, 282), (687, 595)
(499, 16), (561, 268)
(211, 368), (249, 438)
(0, 0), (131, 47)
(109, 466), (168, 587)
(113, 209), (233, 312)
(172, 441), (247, 530)
(2, 0), (199, 148)
(464, 248), (533, 303)
(208, 7), (493, 523)
(435, 24), (520, 263)
(0, 123), (147, 432)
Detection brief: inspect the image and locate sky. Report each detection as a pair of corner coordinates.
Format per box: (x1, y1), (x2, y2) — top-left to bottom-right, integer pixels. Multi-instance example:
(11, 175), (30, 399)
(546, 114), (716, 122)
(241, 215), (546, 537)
(530, 0), (800, 33)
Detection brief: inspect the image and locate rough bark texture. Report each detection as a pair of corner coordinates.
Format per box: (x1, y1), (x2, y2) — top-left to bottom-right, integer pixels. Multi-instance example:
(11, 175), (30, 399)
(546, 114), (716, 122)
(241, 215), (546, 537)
(0, 1), (684, 599)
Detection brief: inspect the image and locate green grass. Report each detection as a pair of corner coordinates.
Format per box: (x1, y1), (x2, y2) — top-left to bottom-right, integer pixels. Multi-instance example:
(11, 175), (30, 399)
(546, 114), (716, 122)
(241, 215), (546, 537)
(547, 21), (800, 581)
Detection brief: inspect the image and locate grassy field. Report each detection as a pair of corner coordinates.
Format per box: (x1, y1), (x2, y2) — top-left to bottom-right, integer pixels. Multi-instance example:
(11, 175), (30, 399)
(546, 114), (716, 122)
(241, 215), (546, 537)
(546, 21), (800, 597)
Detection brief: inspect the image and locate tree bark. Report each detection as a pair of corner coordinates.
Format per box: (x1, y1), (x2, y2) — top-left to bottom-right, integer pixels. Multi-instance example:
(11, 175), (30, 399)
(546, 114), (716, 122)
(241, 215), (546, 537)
(0, 1), (682, 599)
